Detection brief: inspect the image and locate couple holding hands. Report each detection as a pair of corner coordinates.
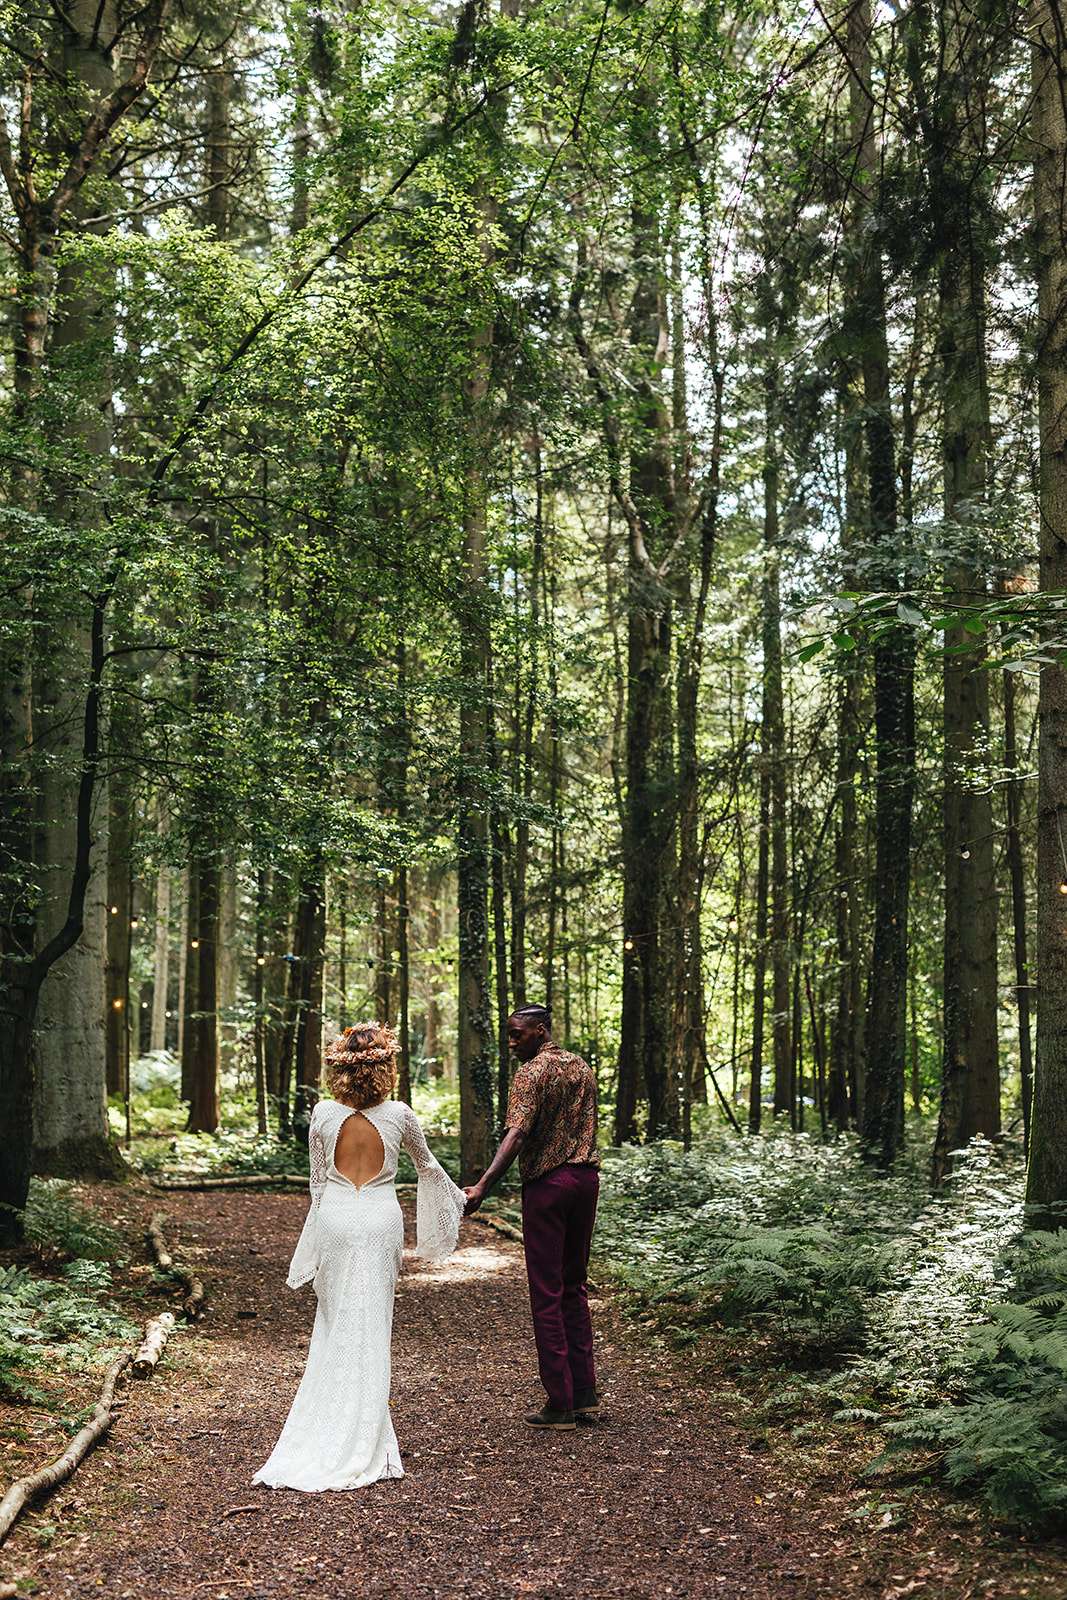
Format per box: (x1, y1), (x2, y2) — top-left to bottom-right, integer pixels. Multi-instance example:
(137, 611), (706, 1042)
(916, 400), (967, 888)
(253, 1004), (600, 1493)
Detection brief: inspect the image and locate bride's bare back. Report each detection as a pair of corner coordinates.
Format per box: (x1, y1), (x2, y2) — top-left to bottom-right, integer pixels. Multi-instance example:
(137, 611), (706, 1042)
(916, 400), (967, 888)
(333, 1108), (386, 1187)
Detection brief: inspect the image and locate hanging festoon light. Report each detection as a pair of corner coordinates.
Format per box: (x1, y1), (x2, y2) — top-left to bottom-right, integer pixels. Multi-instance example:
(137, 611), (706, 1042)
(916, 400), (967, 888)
(190, 938), (200, 949)
(960, 848), (971, 860)
(624, 936), (635, 951)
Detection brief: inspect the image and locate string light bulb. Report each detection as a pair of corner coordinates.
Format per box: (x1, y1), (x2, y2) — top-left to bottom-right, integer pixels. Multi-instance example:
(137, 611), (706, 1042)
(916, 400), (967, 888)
(256, 955), (266, 966)
(960, 848), (971, 861)
(624, 937), (635, 951)
(190, 938), (200, 949)
(130, 917), (139, 929)
(110, 904), (119, 915)
(728, 918), (739, 933)
(1059, 880), (1067, 897)
(112, 997), (124, 1011)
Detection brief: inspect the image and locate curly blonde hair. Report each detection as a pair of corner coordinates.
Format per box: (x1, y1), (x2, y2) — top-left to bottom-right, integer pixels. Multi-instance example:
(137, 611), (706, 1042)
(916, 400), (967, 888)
(324, 1022), (398, 1109)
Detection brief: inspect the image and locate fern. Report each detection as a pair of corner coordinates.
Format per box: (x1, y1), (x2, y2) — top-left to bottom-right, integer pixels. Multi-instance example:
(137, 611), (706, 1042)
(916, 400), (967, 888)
(22, 1180), (126, 1264)
(885, 1230), (1067, 1530)
(0, 1260), (136, 1402)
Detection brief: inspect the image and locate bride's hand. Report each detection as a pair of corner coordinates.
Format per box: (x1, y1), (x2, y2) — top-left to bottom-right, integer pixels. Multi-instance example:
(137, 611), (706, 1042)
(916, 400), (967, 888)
(463, 1185), (484, 1215)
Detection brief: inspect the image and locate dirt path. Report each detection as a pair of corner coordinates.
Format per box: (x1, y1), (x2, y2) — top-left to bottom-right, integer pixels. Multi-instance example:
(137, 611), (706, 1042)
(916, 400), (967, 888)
(5, 1189), (1065, 1600)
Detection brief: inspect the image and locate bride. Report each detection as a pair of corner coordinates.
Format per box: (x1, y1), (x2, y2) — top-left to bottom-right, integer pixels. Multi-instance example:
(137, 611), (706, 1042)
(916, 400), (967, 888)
(253, 1021), (467, 1492)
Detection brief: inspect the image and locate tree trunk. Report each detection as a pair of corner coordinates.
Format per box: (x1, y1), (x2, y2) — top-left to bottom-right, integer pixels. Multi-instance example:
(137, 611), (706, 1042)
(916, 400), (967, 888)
(293, 864), (325, 1128)
(617, 108), (678, 1143)
(150, 863), (171, 1054)
(929, 3), (1001, 1185)
(849, 0), (914, 1167)
(186, 864), (220, 1133)
(760, 358), (792, 1120)
(1026, 0), (1067, 1226)
(217, 862), (238, 1075)
(183, 62), (234, 1136)
(1003, 647), (1033, 1150)
(105, 783), (133, 1097)
(749, 766), (771, 1134)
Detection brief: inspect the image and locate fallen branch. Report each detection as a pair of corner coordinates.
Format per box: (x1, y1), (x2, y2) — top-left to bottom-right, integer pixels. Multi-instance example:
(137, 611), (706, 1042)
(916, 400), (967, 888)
(147, 1211), (173, 1269)
(132, 1311), (176, 1377)
(147, 1211), (206, 1320)
(0, 1354), (129, 1545)
(477, 1213), (524, 1244)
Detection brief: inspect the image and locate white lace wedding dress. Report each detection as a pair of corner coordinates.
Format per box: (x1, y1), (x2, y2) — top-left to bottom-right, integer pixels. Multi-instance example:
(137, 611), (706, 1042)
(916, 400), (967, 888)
(253, 1097), (466, 1492)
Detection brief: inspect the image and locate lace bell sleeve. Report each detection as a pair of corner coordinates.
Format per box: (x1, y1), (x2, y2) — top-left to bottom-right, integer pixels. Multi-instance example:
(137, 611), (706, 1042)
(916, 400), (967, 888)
(286, 1108), (328, 1290)
(402, 1106), (467, 1263)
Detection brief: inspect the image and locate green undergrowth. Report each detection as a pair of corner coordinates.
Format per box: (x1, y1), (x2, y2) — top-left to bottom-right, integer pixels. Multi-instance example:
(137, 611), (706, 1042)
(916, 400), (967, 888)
(1, 1182), (138, 1412)
(873, 1227), (1067, 1531)
(118, 1058), (463, 1181)
(591, 1128), (1067, 1531)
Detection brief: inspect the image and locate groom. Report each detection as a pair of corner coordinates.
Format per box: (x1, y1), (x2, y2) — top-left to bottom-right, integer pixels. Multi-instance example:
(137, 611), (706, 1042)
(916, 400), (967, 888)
(464, 1004), (600, 1431)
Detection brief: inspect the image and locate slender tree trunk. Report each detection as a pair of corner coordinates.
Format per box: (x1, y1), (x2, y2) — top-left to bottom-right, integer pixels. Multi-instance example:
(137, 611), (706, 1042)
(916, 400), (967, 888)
(510, 448), (543, 1009)
(184, 63), (234, 1136)
(749, 765), (771, 1133)
(617, 104), (678, 1142)
(929, 5), (1001, 1185)
(105, 784), (134, 1097)
(457, 202), (496, 1179)
(488, 646), (512, 1123)
(217, 863), (238, 1075)
(1003, 649), (1033, 1149)
(830, 362), (865, 1131)
(293, 864), (325, 1127)
(150, 863), (171, 1054)
(849, 0), (914, 1166)
(187, 866), (220, 1133)
(254, 868), (268, 1136)
(1026, 0), (1067, 1225)
(760, 353), (792, 1119)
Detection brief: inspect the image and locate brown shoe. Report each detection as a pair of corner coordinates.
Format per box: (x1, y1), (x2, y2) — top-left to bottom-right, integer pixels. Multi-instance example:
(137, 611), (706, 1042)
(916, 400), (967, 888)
(525, 1406), (576, 1430)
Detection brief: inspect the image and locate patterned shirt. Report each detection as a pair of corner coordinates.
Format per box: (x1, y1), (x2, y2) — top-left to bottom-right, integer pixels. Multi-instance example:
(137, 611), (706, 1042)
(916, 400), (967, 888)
(505, 1042), (599, 1183)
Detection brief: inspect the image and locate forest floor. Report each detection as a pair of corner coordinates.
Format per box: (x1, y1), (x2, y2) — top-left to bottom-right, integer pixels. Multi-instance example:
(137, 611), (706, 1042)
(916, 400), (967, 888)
(3, 1185), (1066, 1600)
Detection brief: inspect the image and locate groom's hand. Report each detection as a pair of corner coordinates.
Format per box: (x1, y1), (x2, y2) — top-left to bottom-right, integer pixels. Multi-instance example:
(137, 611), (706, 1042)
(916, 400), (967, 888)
(464, 1185), (485, 1215)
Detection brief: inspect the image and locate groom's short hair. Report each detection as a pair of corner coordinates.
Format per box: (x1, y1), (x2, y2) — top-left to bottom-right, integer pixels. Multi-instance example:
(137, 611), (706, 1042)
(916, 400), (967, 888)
(510, 1003), (550, 1029)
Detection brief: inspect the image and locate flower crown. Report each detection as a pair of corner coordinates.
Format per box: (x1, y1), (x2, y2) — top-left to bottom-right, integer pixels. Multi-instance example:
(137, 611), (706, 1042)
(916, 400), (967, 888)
(324, 1023), (398, 1070)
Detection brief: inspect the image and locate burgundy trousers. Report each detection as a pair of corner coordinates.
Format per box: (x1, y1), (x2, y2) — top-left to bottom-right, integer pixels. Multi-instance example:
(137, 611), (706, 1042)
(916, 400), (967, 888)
(521, 1163), (599, 1411)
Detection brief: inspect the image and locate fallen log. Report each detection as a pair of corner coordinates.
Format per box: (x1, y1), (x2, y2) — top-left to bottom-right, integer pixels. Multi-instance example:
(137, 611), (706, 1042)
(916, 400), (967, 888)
(0, 1354), (129, 1546)
(151, 1173), (308, 1191)
(132, 1311), (176, 1377)
(147, 1212), (206, 1321)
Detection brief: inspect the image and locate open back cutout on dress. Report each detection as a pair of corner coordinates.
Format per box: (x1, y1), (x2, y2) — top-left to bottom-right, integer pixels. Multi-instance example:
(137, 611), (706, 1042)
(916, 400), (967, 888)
(333, 1111), (387, 1188)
